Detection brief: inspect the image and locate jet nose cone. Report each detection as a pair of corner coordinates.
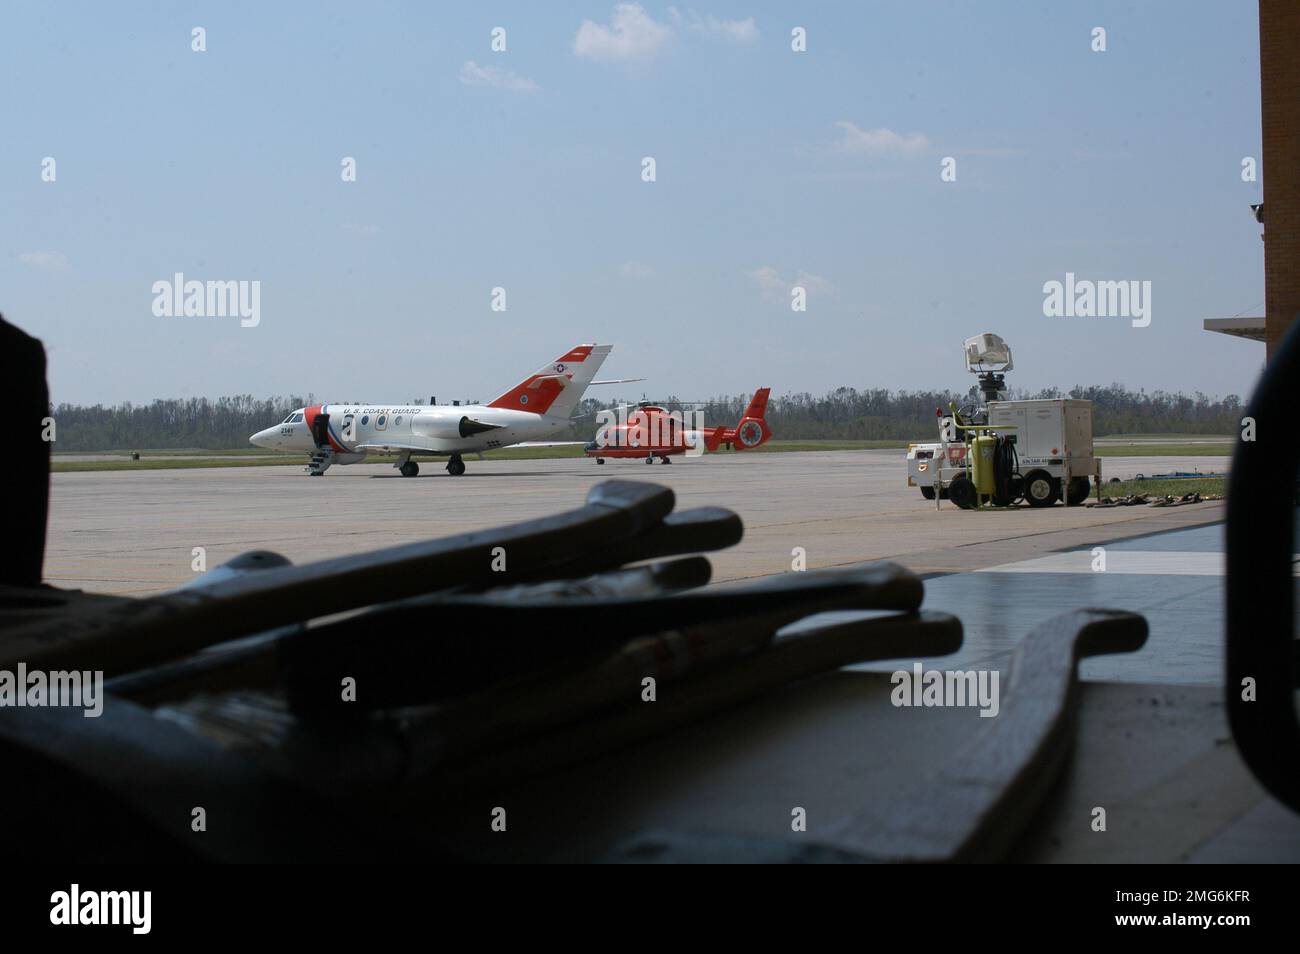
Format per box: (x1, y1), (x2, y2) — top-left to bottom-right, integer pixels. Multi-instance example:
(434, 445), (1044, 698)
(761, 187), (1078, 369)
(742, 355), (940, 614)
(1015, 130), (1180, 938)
(250, 428), (272, 448)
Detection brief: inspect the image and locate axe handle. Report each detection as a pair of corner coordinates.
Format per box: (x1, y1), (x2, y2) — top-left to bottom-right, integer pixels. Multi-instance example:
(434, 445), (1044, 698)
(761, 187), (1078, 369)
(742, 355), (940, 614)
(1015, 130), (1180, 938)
(822, 608), (1148, 862)
(282, 563), (924, 717)
(438, 610), (962, 792)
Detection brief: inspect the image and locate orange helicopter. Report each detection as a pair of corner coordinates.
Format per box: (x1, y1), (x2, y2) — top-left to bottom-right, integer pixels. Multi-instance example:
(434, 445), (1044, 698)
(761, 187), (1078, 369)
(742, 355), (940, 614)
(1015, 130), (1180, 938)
(584, 388), (772, 464)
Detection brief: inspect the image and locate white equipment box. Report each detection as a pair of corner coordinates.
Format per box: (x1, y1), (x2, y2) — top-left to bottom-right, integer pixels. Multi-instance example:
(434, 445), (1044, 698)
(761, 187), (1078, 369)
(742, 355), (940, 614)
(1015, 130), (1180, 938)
(987, 399), (1095, 466)
(987, 398), (1101, 505)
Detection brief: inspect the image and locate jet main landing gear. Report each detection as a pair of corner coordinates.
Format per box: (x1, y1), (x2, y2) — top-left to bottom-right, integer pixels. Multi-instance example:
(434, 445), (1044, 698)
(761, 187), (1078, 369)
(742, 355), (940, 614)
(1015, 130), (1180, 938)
(446, 454), (466, 477)
(399, 461), (419, 478)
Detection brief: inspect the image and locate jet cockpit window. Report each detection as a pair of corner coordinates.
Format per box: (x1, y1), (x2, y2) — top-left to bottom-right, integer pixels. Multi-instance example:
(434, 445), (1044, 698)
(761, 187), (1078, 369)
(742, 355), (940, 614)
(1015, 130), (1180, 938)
(289, 413), (304, 424)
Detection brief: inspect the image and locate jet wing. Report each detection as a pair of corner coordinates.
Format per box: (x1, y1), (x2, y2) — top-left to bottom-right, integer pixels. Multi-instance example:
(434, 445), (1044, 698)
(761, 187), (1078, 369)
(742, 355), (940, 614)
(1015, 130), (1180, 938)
(353, 441), (445, 455)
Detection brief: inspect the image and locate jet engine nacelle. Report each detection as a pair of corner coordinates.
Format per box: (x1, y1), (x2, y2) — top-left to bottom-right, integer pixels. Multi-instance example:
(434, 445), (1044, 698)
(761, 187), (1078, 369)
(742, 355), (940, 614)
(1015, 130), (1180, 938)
(414, 412), (502, 441)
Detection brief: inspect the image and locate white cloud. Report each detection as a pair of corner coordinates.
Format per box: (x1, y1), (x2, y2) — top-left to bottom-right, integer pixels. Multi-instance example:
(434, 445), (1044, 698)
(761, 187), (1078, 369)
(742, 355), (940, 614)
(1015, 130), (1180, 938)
(833, 121), (929, 156)
(18, 251), (70, 270)
(459, 60), (540, 93)
(619, 261), (655, 279)
(748, 265), (784, 298)
(748, 265), (833, 302)
(684, 12), (758, 43)
(795, 270), (834, 295)
(957, 146), (1025, 158)
(574, 3), (672, 63)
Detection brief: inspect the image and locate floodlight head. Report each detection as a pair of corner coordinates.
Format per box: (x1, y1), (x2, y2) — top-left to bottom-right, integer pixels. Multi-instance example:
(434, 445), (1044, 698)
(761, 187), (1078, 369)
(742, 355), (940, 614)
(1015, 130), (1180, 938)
(964, 333), (1013, 374)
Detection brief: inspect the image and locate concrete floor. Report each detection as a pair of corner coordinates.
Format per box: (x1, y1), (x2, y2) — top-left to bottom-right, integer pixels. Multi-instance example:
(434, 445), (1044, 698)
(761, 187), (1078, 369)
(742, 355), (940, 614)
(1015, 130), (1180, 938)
(43, 449), (1227, 596)
(854, 520), (1292, 688)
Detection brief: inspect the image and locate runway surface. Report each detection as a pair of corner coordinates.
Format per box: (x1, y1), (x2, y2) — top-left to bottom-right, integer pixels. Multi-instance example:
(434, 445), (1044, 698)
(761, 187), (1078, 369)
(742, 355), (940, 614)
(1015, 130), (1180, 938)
(44, 449), (1227, 596)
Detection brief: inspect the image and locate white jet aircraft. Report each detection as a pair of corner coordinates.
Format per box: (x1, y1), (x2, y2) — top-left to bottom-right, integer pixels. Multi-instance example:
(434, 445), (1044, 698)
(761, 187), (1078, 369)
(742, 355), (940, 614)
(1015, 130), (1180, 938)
(250, 344), (624, 476)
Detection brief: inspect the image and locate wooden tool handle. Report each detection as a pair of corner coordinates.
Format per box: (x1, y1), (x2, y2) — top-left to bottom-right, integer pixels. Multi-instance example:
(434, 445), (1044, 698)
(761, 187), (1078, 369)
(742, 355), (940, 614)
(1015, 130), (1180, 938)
(608, 608), (1147, 864)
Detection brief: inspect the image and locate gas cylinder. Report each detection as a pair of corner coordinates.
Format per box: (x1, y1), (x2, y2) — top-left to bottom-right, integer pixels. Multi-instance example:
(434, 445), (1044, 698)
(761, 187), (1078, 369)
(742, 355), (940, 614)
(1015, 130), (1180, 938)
(971, 434), (997, 495)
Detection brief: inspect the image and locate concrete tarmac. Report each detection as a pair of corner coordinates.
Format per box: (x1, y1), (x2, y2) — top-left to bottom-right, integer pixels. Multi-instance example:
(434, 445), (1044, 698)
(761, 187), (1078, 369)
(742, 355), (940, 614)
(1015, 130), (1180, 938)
(43, 449), (1228, 596)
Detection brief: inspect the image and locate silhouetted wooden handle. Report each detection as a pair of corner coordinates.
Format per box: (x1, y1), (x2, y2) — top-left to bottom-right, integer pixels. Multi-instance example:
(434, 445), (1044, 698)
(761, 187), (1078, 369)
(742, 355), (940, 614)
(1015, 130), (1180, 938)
(106, 556), (714, 705)
(829, 607), (1147, 862)
(609, 608), (1147, 863)
(440, 609), (962, 792)
(281, 562), (925, 717)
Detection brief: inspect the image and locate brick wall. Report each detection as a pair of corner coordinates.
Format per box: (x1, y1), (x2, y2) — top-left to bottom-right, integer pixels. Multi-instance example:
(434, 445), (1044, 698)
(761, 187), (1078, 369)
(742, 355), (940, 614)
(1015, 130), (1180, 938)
(1260, 0), (1300, 359)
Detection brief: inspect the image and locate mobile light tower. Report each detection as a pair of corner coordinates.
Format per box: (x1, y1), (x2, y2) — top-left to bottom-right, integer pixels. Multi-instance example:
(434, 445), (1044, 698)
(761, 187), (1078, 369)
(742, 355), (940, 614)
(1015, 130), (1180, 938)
(963, 333), (1013, 417)
(943, 334), (1019, 509)
(906, 333), (1101, 508)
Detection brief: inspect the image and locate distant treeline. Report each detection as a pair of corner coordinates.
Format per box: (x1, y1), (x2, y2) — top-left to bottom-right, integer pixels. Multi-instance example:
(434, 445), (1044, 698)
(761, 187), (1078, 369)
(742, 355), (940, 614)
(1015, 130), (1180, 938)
(48, 383), (1242, 451)
(553, 384), (1243, 442)
(50, 395), (316, 451)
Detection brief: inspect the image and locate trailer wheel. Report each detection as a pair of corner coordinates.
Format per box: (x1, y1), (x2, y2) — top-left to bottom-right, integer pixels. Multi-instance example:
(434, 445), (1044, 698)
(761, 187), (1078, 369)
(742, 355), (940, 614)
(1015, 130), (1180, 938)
(920, 486), (936, 500)
(1066, 477), (1092, 506)
(948, 474), (978, 510)
(1023, 470), (1059, 507)
(991, 474), (1024, 508)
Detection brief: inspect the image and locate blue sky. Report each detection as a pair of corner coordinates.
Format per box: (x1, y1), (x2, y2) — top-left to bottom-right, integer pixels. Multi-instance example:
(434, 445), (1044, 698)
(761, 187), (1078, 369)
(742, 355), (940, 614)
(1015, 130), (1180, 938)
(1, 1), (1265, 406)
